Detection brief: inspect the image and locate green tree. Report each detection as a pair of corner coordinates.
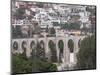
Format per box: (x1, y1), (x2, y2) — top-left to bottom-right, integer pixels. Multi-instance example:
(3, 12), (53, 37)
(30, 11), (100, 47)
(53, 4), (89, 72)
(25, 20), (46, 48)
(61, 23), (80, 30)
(12, 42), (58, 74)
(36, 2), (44, 8)
(12, 54), (33, 74)
(15, 8), (26, 19)
(12, 53), (57, 74)
(76, 35), (96, 70)
(49, 27), (56, 34)
(12, 25), (22, 38)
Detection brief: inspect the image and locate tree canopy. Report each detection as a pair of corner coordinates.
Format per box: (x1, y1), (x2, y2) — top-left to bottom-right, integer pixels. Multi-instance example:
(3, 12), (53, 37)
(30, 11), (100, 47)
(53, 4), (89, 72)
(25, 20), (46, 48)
(12, 42), (57, 74)
(61, 23), (80, 30)
(76, 35), (96, 70)
(12, 53), (57, 74)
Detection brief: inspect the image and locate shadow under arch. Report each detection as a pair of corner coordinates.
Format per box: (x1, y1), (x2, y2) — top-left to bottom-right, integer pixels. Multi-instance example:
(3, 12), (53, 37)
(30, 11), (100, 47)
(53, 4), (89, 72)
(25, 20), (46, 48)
(68, 39), (75, 63)
(48, 40), (57, 62)
(78, 39), (81, 48)
(58, 40), (64, 63)
(68, 39), (74, 53)
(30, 41), (36, 58)
(21, 41), (27, 57)
(30, 41), (36, 50)
(13, 41), (18, 50)
(40, 40), (45, 50)
(39, 40), (45, 59)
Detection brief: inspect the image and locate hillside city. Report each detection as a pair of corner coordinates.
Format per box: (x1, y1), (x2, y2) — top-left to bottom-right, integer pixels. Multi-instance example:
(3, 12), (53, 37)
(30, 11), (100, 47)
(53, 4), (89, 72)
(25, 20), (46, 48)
(12, 1), (96, 38)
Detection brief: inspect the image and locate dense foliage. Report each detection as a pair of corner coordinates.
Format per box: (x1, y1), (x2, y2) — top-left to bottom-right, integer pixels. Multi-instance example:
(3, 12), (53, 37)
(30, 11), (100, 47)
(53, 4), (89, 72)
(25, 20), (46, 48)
(12, 42), (57, 74)
(61, 23), (80, 30)
(76, 35), (96, 70)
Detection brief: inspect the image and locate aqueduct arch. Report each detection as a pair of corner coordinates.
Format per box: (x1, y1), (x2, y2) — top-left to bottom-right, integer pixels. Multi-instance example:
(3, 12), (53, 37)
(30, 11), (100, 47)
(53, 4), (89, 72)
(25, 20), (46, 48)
(12, 35), (86, 69)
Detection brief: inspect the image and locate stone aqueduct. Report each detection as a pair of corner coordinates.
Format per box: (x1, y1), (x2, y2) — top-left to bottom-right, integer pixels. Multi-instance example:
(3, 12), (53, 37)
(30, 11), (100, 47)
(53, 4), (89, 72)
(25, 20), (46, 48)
(11, 35), (86, 69)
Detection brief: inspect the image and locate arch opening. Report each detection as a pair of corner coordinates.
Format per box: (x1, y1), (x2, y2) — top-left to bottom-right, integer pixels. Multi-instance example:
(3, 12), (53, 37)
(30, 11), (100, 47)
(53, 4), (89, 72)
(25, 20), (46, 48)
(40, 40), (45, 49)
(58, 40), (64, 63)
(30, 41), (35, 50)
(68, 39), (74, 63)
(68, 39), (74, 53)
(39, 40), (45, 59)
(78, 39), (81, 48)
(21, 41), (27, 56)
(35, 41), (45, 60)
(48, 40), (57, 62)
(30, 41), (36, 58)
(13, 41), (18, 50)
